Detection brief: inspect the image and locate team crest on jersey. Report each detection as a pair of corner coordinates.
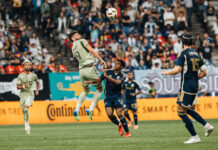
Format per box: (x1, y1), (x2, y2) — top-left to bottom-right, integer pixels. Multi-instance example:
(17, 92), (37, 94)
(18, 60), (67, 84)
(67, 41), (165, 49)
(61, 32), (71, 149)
(117, 76), (120, 79)
(131, 84), (134, 87)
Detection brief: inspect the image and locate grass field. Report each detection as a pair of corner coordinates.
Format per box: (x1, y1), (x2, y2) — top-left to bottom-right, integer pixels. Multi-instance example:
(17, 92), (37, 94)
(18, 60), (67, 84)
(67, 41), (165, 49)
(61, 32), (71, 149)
(0, 120), (218, 150)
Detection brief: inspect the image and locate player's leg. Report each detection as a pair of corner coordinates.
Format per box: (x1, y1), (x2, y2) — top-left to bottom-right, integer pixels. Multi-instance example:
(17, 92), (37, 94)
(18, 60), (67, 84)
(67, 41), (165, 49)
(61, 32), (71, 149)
(187, 94), (214, 136)
(73, 69), (89, 121)
(124, 107), (132, 127)
(85, 66), (103, 120)
(116, 107), (131, 137)
(86, 82), (103, 120)
(105, 106), (124, 136)
(23, 96), (34, 135)
(177, 93), (200, 143)
(131, 103), (138, 129)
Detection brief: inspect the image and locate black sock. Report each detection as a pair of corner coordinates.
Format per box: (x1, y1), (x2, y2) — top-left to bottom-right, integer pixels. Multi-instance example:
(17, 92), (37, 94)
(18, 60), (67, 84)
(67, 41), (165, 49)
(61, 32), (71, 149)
(133, 114), (138, 125)
(124, 112), (131, 121)
(178, 112), (197, 136)
(109, 115), (119, 126)
(120, 116), (129, 133)
(186, 109), (207, 126)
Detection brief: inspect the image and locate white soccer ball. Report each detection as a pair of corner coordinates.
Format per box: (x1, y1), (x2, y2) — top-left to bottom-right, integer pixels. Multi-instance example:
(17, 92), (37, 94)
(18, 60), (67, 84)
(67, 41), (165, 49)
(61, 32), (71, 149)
(106, 8), (117, 20)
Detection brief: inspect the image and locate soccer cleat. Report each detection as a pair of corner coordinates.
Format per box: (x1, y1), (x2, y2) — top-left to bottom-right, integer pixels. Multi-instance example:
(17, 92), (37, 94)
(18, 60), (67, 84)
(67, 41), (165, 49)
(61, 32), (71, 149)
(86, 109), (93, 120)
(73, 110), (80, 121)
(204, 123), (214, 136)
(118, 124), (124, 136)
(184, 135), (201, 144)
(133, 125), (139, 129)
(128, 121), (132, 127)
(124, 132), (131, 138)
(25, 122), (31, 135)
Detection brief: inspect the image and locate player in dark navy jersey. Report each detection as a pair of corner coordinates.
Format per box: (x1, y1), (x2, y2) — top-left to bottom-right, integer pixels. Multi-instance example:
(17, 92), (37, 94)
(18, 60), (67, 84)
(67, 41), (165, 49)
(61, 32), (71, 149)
(162, 34), (214, 144)
(122, 71), (141, 129)
(85, 60), (131, 138)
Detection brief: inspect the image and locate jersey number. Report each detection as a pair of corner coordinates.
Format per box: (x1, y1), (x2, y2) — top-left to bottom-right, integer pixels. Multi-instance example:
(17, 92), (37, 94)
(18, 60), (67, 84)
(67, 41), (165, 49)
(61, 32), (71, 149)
(29, 81), (32, 85)
(75, 51), (81, 60)
(191, 58), (199, 72)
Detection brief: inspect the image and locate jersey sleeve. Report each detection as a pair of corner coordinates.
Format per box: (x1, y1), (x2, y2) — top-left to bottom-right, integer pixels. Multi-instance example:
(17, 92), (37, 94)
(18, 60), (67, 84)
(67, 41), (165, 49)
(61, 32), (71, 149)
(135, 81), (141, 90)
(176, 52), (185, 67)
(34, 74), (38, 82)
(120, 73), (126, 83)
(80, 39), (89, 47)
(17, 74), (22, 85)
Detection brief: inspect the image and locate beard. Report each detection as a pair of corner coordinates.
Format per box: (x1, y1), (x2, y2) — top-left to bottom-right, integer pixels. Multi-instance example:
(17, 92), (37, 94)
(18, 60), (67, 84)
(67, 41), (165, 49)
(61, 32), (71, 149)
(25, 68), (30, 72)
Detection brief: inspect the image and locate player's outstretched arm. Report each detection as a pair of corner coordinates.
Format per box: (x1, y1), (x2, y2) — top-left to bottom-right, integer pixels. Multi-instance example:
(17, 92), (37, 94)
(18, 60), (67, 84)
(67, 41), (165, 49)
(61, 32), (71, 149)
(161, 66), (182, 76)
(86, 45), (107, 68)
(35, 81), (39, 96)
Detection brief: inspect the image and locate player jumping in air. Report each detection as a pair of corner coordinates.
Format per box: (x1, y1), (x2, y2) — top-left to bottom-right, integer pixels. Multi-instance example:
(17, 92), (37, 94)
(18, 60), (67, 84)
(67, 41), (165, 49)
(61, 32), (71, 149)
(86, 60), (131, 137)
(69, 31), (106, 121)
(17, 60), (39, 134)
(122, 71), (142, 129)
(162, 34), (214, 144)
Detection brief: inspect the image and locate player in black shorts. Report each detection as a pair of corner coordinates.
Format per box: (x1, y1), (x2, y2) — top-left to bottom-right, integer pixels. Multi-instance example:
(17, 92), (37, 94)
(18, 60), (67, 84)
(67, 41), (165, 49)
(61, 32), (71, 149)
(86, 60), (131, 137)
(162, 34), (214, 144)
(122, 71), (141, 129)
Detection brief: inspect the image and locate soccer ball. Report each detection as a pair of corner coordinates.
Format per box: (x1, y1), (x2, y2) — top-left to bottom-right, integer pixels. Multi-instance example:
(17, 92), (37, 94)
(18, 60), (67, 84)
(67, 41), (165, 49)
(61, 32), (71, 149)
(106, 8), (117, 20)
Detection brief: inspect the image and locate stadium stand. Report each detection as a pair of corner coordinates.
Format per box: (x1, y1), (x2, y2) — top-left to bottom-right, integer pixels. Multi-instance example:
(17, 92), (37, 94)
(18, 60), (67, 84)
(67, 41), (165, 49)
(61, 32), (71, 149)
(0, 0), (217, 73)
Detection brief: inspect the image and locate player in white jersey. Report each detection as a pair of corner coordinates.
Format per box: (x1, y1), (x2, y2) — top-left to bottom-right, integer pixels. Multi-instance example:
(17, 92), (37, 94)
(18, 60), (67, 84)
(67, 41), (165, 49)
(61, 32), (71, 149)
(17, 60), (39, 134)
(69, 30), (106, 121)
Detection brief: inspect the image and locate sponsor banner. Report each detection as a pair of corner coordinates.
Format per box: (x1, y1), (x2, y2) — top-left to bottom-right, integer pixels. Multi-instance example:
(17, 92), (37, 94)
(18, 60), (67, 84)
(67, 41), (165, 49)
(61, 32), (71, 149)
(0, 73), (50, 101)
(49, 72), (104, 100)
(1, 97), (218, 125)
(134, 67), (218, 98)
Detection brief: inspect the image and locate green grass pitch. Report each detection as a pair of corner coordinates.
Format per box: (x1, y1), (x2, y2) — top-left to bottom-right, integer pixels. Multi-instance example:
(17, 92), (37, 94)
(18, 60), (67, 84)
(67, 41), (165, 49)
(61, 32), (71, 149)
(0, 120), (218, 150)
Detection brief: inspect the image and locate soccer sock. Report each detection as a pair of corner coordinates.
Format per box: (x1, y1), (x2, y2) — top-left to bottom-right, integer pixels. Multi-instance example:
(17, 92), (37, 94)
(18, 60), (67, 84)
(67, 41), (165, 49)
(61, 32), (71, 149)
(186, 109), (207, 126)
(178, 112), (197, 136)
(124, 112), (131, 121)
(109, 115), (119, 126)
(133, 113), (138, 125)
(75, 91), (88, 112)
(23, 108), (29, 123)
(89, 90), (102, 111)
(120, 116), (129, 133)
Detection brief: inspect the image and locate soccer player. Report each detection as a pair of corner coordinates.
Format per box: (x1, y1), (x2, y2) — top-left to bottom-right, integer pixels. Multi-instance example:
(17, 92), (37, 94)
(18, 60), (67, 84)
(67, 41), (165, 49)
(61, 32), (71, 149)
(122, 71), (141, 129)
(69, 31), (106, 121)
(162, 34), (214, 144)
(17, 60), (39, 134)
(86, 60), (131, 137)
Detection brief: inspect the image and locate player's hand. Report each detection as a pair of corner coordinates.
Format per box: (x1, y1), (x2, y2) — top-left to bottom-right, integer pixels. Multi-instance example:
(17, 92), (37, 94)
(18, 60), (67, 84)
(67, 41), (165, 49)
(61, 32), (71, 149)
(100, 60), (107, 69)
(35, 90), (39, 96)
(25, 82), (29, 88)
(161, 70), (168, 75)
(102, 69), (108, 77)
(130, 93), (136, 96)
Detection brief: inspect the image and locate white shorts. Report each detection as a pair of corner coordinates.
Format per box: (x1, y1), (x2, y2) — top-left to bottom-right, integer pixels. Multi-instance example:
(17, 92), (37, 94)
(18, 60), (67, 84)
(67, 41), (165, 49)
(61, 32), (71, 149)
(20, 96), (34, 110)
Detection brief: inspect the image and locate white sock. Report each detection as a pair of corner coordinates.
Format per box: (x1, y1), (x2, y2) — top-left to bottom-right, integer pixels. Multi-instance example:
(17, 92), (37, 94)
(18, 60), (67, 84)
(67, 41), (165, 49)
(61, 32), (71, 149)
(204, 123), (210, 128)
(89, 91), (102, 111)
(75, 91), (88, 112)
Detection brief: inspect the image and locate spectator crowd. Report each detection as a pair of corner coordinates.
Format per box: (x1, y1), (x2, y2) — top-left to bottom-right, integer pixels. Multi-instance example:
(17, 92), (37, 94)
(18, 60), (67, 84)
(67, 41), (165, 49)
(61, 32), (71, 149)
(0, 0), (217, 74)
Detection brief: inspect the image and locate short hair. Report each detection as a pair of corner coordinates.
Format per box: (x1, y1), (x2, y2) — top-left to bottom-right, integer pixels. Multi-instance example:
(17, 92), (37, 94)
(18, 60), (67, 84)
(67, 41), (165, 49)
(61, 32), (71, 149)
(182, 33), (193, 46)
(117, 59), (125, 68)
(69, 30), (79, 41)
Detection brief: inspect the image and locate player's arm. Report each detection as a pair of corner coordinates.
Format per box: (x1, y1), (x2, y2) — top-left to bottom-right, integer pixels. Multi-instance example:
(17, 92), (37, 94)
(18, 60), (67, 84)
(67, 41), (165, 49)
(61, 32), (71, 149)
(86, 45), (106, 68)
(162, 66), (182, 75)
(162, 52), (184, 75)
(130, 82), (142, 96)
(17, 75), (28, 89)
(35, 75), (39, 96)
(103, 71), (123, 85)
(198, 65), (207, 79)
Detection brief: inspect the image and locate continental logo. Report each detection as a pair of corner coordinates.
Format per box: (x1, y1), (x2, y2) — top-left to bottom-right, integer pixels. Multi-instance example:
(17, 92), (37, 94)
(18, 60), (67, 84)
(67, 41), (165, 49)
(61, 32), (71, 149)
(47, 103), (101, 121)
